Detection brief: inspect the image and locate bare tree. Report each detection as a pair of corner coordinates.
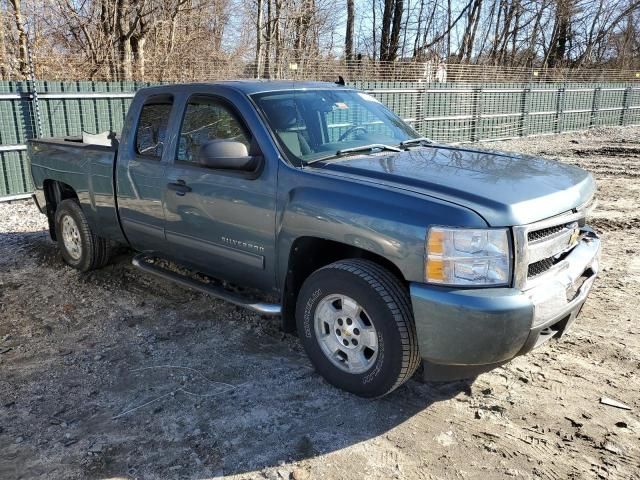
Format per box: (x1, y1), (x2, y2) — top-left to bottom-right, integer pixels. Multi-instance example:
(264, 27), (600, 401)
(345, 0), (354, 60)
(2, 0), (640, 81)
(456, 0), (483, 62)
(546, 0), (574, 67)
(8, 0), (30, 78)
(256, 0), (264, 76)
(378, 0), (404, 61)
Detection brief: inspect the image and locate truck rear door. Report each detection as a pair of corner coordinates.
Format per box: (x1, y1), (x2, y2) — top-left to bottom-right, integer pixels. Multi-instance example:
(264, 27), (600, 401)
(116, 93), (176, 252)
(162, 90), (278, 291)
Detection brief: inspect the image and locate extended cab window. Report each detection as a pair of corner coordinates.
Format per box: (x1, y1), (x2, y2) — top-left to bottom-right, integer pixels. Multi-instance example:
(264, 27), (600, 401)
(135, 96), (173, 158)
(177, 97), (251, 163)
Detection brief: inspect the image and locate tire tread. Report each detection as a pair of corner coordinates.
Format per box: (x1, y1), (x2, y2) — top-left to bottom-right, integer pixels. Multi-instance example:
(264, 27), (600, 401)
(55, 199), (112, 271)
(316, 259), (421, 396)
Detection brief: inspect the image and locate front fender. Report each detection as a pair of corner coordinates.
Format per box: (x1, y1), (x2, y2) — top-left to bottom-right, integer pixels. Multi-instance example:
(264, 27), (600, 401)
(275, 165), (487, 288)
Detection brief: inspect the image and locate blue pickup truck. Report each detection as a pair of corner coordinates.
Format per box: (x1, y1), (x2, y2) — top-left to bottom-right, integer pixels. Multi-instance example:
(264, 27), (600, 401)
(29, 81), (601, 397)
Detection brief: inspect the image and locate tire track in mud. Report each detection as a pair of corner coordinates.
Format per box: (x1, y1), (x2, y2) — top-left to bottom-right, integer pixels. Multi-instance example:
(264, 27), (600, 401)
(577, 165), (640, 177)
(591, 217), (640, 231)
(465, 419), (564, 480)
(542, 143), (640, 177)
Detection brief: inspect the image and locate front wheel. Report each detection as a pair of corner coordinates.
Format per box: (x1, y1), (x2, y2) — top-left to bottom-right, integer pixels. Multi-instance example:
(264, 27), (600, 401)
(296, 259), (420, 397)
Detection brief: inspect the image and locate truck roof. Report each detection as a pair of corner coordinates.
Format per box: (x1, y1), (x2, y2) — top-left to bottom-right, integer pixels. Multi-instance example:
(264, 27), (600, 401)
(140, 80), (350, 96)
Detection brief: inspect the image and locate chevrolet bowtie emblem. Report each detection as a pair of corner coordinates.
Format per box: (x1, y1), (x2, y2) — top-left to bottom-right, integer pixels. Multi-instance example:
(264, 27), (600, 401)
(569, 229), (580, 246)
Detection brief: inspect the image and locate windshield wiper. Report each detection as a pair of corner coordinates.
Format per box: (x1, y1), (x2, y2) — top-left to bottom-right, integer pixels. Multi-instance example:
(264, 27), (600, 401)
(399, 137), (434, 147)
(306, 144), (402, 166)
(336, 144), (402, 155)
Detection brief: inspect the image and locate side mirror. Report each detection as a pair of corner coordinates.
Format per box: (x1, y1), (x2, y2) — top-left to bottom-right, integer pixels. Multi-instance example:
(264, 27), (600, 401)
(197, 140), (262, 171)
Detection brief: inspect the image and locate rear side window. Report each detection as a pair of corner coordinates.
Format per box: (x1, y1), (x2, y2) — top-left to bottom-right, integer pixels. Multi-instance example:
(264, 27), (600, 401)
(135, 97), (173, 158)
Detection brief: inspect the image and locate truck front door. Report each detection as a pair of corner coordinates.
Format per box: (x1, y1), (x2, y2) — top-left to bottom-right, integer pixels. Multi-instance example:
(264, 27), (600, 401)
(162, 93), (277, 291)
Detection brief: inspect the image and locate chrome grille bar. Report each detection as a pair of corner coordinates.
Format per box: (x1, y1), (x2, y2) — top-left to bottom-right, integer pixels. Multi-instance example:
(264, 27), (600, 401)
(513, 197), (594, 290)
(527, 221), (579, 264)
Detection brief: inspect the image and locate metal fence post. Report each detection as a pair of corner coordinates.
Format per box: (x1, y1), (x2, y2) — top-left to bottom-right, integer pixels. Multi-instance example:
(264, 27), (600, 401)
(590, 86), (601, 128)
(621, 86), (631, 126)
(415, 83), (426, 136)
(520, 86), (531, 137)
(27, 43), (42, 139)
(472, 86), (482, 142)
(555, 87), (565, 134)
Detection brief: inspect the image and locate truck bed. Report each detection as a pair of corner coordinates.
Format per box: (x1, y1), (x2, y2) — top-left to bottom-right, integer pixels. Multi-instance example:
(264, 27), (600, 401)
(29, 137), (126, 243)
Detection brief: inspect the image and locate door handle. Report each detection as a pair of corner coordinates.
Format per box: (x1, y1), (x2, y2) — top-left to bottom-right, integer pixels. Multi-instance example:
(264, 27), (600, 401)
(167, 180), (192, 196)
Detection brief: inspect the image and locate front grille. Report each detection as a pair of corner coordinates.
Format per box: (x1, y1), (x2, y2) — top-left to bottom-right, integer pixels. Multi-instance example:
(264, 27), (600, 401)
(517, 199), (594, 287)
(528, 224), (565, 242)
(528, 257), (555, 277)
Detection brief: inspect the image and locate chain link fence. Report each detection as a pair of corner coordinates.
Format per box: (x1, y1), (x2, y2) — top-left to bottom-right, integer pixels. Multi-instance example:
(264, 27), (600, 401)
(22, 48), (640, 84)
(1, 57), (640, 198)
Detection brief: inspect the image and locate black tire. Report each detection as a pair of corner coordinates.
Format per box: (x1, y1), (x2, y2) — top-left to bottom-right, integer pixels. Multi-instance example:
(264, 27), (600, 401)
(54, 199), (112, 272)
(296, 259), (420, 397)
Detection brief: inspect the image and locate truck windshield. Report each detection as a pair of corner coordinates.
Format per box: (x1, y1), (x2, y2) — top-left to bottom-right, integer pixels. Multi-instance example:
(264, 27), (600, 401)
(251, 89), (420, 164)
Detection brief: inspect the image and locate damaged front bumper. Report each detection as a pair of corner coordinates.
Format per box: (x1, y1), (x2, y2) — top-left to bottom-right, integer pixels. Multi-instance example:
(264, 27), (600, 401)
(409, 229), (601, 381)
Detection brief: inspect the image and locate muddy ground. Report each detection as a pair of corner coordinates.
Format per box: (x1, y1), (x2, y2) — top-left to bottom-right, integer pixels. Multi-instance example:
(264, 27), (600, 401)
(1, 126), (639, 480)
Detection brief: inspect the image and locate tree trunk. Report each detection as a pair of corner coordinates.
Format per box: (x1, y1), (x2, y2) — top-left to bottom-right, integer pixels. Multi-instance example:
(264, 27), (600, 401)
(263, 0), (271, 78)
(547, 0), (573, 67)
(379, 0), (404, 61)
(412, 0), (425, 58)
(0, 13), (8, 78)
(131, 35), (146, 80)
(8, 0), (30, 79)
(273, 0), (282, 78)
(256, 0), (264, 77)
(446, 0), (452, 58)
(119, 38), (133, 80)
(456, 0), (482, 63)
(388, 0), (404, 61)
(345, 0), (355, 61)
(372, 0), (377, 59)
(379, 0), (394, 60)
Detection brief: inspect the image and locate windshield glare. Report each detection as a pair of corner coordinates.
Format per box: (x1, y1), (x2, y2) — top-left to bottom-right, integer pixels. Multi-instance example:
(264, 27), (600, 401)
(251, 89), (419, 164)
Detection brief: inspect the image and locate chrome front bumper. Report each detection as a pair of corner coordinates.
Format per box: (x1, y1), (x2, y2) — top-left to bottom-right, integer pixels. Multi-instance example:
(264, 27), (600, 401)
(518, 229), (600, 352)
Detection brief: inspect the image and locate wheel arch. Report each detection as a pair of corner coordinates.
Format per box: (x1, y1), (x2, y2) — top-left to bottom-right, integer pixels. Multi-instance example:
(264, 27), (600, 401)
(43, 180), (79, 240)
(280, 236), (409, 332)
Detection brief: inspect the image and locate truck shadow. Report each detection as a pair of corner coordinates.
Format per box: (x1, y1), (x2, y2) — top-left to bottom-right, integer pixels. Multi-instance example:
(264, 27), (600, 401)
(103, 323), (476, 477)
(0, 229), (476, 478)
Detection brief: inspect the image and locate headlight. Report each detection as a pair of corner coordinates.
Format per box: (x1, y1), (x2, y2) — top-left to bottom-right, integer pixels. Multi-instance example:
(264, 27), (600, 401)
(425, 227), (511, 286)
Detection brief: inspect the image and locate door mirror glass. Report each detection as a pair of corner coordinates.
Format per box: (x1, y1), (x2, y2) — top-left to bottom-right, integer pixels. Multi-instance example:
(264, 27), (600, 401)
(198, 140), (261, 171)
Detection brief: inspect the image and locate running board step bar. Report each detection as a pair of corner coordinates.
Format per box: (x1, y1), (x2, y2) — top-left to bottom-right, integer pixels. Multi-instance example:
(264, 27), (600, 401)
(132, 253), (281, 316)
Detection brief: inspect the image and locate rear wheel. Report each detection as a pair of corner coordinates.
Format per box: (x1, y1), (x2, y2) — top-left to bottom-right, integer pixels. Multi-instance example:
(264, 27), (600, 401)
(296, 259), (420, 397)
(54, 199), (111, 272)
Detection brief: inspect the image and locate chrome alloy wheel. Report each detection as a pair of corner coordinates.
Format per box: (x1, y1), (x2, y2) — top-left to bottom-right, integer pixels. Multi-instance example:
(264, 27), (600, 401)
(61, 214), (82, 260)
(314, 294), (379, 374)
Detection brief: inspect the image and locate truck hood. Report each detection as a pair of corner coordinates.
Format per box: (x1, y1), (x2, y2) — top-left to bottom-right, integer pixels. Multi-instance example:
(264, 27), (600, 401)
(319, 145), (595, 226)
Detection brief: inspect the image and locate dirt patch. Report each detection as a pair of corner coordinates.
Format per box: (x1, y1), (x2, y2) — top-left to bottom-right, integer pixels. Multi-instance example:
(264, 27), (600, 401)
(573, 145), (640, 159)
(591, 217), (640, 231)
(1, 126), (640, 479)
